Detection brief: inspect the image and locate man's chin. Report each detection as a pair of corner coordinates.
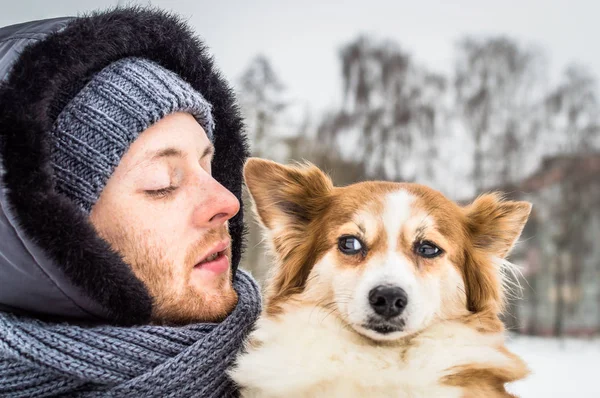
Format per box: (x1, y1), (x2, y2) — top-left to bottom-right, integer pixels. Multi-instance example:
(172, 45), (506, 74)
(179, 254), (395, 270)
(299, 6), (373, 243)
(199, 287), (238, 322)
(151, 279), (238, 325)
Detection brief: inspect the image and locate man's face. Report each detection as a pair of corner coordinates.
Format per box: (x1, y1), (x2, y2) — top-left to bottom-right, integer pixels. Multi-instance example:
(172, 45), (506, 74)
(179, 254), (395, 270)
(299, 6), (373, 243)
(90, 112), (240, 325)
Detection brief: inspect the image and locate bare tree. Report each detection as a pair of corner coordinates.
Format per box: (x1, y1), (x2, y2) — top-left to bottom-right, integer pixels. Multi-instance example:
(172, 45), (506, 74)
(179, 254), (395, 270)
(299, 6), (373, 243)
(543, 66), (600, 336)
(454, 37), (544, 191)
(319, 36), (447, 183)
(238, 55), (288, 158)
(545, 65), (600, 154)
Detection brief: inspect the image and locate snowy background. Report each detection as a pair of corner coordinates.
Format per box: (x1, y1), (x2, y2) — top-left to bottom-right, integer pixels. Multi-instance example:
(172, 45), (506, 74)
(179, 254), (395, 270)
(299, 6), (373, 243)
(3, 1), (600, 395)
(508, 336), (600, 396)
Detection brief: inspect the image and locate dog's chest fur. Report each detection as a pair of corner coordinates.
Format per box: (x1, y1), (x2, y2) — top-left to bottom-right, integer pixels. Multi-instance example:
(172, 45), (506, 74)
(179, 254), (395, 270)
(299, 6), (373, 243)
(231, 305), (521, 398)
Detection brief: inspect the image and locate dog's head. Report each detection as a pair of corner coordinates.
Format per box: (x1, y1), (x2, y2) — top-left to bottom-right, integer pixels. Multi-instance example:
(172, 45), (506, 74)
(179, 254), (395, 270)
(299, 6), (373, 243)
(244, 158), (531, 341)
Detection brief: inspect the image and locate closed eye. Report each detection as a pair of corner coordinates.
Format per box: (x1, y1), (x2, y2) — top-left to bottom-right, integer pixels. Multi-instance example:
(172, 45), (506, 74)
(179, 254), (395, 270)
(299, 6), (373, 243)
(145, 185), (178, 199)
(202, 144), (215, 162)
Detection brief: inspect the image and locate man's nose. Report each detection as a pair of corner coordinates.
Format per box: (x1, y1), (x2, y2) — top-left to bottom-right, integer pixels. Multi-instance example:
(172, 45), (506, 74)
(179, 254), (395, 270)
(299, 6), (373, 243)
(193, 175), (240, 228)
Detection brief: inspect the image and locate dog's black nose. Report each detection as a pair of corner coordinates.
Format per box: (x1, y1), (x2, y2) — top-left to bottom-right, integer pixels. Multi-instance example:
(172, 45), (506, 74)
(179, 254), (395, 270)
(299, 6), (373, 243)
(368, 285), (408, 319)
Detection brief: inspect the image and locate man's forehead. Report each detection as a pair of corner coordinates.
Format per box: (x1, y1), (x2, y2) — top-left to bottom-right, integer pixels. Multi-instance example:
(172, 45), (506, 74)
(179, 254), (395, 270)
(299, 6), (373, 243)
(124, 142), (215, 172)
(145, 144), (215, 162)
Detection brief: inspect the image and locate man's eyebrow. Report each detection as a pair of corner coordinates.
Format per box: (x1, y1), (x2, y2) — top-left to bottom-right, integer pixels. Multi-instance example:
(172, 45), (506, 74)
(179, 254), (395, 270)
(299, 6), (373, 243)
(150, 147), (185, 161)
(145, 144), (214, 165)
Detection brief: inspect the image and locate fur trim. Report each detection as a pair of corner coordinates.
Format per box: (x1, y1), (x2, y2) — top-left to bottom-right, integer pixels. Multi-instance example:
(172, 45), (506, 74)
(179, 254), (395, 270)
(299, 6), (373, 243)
(0, 7), (248, 325)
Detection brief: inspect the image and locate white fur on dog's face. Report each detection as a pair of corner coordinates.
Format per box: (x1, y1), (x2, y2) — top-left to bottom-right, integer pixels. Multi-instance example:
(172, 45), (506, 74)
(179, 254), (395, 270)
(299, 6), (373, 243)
(305, 190), (466, 341)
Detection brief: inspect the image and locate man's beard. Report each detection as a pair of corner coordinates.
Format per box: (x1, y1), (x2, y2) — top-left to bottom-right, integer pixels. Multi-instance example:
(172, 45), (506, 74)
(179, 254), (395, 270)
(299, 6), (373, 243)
(95, 223), (238, 325)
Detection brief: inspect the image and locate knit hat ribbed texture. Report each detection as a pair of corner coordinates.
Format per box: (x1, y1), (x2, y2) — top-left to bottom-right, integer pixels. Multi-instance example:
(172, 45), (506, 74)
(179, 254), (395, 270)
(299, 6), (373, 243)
(49, 57), (215, 213)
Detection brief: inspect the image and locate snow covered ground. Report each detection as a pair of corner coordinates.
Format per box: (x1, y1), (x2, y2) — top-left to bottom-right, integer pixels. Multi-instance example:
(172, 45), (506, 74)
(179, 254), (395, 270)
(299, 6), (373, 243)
(506, 335), (600, 397)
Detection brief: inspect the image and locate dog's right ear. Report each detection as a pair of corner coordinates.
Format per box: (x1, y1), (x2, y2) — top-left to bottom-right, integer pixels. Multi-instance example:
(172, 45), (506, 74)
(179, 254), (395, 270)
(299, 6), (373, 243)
(244, 158), (333, 312)
(244, 158), (333, 233)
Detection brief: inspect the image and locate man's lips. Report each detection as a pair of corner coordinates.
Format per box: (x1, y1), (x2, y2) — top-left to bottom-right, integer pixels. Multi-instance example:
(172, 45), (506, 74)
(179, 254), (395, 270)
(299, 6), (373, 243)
(193, 239), (230, 274)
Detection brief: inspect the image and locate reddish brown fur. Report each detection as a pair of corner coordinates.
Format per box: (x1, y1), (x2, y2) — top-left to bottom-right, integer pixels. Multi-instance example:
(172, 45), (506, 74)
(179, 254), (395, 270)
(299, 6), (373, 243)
(442, 367), (523, 398)
(442, 339), (528, 397)
(244, 159), (334, 314)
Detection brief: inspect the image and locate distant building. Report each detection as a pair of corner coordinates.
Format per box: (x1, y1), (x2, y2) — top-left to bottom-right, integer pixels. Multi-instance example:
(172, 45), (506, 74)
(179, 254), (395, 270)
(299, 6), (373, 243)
(502, 153), (600, 336)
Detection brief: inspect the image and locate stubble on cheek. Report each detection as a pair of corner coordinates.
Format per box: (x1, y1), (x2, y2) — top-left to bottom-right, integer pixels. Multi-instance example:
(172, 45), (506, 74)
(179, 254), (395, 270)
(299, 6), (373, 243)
(91, 219), (238, 324)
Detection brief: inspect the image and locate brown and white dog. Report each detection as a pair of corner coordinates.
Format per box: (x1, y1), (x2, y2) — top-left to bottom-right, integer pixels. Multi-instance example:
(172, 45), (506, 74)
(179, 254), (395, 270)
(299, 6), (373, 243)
(231, 158), (531, 398)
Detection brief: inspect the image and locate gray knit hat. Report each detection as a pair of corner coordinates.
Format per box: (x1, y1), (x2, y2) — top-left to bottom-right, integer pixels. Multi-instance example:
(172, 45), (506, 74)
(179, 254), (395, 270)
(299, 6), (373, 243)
(49, 57), (215, 213)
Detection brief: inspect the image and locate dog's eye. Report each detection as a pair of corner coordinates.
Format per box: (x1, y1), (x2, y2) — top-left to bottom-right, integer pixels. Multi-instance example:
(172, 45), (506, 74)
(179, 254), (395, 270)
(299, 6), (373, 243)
(414, 241), (443, 258)
(338, 236), (364, 255)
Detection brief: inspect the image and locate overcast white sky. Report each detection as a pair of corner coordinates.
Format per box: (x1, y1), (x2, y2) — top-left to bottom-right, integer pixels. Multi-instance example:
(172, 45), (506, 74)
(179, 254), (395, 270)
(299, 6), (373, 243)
(2, 0), (598, 114)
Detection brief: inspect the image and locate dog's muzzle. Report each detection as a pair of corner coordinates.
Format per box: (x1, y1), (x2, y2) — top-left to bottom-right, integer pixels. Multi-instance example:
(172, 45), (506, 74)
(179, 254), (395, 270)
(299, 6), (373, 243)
(364, 285), (408, 334)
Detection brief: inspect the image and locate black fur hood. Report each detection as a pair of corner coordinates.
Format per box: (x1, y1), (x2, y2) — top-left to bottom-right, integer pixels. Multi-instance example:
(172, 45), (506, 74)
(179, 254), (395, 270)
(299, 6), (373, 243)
(0, 8), (248, 325)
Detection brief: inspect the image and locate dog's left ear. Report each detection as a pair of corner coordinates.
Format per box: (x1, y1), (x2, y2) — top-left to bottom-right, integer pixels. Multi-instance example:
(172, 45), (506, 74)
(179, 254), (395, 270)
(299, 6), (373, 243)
(462, 193), (531, 313)
(244, 158), (333, 313)
(465, 193), (532, 259)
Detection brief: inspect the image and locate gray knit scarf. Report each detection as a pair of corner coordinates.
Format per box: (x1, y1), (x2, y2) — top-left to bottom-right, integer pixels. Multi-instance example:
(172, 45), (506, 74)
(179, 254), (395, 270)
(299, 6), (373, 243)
(0, 271), (261, 398)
